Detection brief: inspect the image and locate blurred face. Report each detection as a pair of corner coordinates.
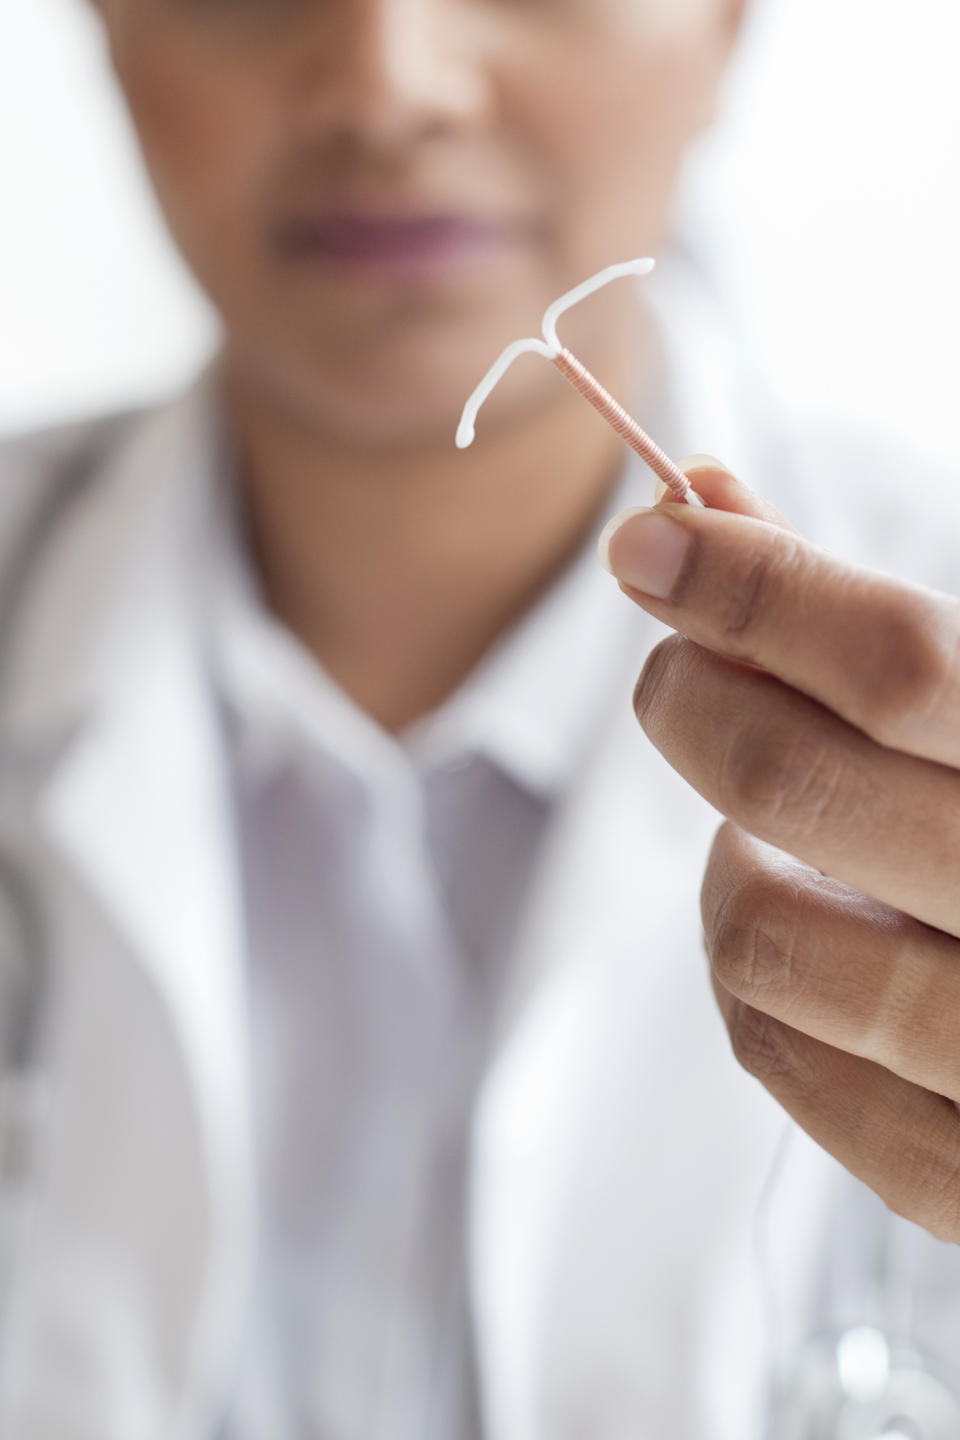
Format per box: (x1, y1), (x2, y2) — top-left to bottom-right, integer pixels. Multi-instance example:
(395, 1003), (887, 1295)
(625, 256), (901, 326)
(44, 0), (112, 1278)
(95, 0), (743, 449)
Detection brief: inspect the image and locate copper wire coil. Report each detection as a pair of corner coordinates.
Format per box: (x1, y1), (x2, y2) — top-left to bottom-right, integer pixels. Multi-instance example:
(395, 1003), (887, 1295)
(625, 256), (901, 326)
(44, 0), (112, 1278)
(551, 348), (694, 504)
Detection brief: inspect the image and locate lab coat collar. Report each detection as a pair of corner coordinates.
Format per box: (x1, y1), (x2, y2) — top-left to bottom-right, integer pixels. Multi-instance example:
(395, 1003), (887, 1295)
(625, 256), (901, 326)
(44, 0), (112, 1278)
(2, 360), (226, 748)
(40, 365), (250, 1090)
(2, 358), (254, 1426)
(13, 354), (251, 1110)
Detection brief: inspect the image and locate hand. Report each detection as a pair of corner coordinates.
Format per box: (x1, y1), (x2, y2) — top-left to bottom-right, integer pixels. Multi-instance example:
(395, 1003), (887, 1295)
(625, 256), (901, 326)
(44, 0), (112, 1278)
(598, 457), (960, 1242)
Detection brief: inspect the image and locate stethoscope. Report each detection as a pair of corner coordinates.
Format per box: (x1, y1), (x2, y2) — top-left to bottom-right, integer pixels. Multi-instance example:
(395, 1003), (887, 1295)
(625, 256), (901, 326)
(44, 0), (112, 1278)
(757, 1123), (960, 1439)
(0, 425), (959, 1437)
(0, 442), (109, 1356)
(773, 1322), (960, 1440)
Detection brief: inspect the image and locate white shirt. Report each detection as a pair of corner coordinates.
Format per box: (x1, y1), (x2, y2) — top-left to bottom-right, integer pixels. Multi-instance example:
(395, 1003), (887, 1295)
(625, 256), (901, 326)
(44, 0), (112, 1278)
(205, 427), (648, 1438)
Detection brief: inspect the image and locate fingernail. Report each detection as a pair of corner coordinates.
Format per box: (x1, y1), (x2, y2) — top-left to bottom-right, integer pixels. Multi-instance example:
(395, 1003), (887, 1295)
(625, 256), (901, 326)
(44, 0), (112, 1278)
(656, 455), (738, 504)
(677, 453), (736, 476)
(597, 506), (691, 599)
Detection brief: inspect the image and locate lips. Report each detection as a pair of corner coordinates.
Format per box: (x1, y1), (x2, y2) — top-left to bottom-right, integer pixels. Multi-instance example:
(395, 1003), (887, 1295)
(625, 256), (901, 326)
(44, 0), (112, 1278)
(274, 214), (517, 267)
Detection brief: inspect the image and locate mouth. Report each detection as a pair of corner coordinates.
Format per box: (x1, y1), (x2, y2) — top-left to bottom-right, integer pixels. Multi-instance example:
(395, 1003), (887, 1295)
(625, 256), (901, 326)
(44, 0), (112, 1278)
(272, 213), (526, 275)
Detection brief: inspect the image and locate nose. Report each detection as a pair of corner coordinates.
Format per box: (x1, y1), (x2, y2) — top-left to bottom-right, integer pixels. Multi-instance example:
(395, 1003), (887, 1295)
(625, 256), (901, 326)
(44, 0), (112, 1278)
(293, 0), (489, 153)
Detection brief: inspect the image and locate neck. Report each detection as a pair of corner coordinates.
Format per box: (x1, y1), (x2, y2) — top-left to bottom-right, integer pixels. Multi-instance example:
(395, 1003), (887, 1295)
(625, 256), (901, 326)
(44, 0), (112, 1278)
(219, 326), (649, 735)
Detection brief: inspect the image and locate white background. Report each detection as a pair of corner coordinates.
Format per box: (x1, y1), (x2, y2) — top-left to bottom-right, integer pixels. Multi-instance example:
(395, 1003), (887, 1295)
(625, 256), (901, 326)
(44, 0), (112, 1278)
(1, 0), (958, 461)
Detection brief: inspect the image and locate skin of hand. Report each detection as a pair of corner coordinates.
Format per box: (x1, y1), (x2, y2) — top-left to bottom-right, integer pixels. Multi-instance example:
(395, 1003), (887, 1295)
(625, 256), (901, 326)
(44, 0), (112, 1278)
(598, 457), (960, 1243)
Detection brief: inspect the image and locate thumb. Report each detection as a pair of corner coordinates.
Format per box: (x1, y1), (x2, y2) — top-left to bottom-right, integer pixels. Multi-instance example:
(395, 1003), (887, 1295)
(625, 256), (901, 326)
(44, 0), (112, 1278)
(661, 454), (797, 533)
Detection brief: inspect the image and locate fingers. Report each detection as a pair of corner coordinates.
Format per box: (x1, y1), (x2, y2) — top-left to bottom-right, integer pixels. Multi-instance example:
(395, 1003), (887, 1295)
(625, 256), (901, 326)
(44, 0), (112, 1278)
(657, 457), (796, 530)
(600, 468), (960, 770)
(634, 635), (960, 935)
(702, 823), (960, 1102)
(707, 968), (960, 1245)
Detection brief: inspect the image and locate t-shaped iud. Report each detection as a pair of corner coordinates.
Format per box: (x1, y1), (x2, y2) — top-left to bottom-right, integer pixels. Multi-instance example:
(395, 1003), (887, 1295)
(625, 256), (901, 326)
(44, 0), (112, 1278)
(456, 257), (704, 507)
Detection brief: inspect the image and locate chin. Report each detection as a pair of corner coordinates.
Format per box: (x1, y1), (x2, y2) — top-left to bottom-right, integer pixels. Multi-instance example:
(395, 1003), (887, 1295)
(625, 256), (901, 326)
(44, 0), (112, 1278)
(227, 314), (527, 452)
(271, 367), (465, 454)
(308, 402), (447, 449)
(236, 331), (477, 443)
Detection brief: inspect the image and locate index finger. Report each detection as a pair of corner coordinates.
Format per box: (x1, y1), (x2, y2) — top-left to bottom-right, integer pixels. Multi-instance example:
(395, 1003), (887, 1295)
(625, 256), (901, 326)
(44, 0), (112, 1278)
(600, 462), (960, 769)
(655, 455), (798, 531)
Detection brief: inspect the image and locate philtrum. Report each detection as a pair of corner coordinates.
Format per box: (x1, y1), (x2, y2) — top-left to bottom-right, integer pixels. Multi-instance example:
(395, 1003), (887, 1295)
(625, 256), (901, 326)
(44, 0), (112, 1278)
(455, 258), (703, 507)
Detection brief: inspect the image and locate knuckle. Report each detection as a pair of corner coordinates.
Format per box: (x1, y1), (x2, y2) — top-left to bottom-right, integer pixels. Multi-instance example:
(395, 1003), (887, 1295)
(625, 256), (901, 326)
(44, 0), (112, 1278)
(890, 982), (960, 1107)
(709, 874), (803, 1007)
(857, 599), (960, 750)
(632, 635), (689, 726)
(726, 1000), (793, 1084)
(720, 723), (843, 840)
(716, 535), (805, 644)
(881, 1126), (960, 1244)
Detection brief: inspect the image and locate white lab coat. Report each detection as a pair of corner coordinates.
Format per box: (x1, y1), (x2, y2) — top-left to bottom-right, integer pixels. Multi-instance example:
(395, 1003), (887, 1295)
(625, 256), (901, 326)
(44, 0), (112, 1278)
(0, 258), (959, 1439)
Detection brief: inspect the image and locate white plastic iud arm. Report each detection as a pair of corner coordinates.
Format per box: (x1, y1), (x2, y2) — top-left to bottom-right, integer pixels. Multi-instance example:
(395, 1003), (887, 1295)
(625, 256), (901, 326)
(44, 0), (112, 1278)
(456, 257), (704, 506)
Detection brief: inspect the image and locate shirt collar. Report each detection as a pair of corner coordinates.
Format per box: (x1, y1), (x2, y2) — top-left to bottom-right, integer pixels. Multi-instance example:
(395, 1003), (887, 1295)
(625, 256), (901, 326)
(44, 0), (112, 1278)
(204, 460), (415, 800)
(205, 445), (658, 811)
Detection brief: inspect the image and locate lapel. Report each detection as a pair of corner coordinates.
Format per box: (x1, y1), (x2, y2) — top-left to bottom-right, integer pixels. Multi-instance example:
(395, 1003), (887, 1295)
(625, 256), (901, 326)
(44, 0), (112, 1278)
(2, 366), (253, 1422)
